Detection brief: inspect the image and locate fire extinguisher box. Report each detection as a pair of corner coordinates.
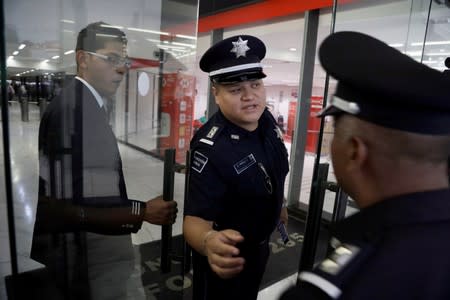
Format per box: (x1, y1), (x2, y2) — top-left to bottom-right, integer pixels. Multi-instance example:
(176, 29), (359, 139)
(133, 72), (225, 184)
(159, 73), (196, 163)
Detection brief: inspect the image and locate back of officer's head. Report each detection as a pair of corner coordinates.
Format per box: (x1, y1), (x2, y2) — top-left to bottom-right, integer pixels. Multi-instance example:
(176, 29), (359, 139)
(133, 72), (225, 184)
(317, 31), (450, 164)
(199, 35), (266, 84)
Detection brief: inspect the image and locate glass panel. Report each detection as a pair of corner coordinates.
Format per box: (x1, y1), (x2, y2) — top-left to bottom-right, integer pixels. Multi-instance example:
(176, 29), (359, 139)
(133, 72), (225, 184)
(315, 0), (432, 219)
(422, 0), (450, 71)
(223, 16), (306, 202)
(193, 32), (211, 129)
(0, 105), (11, 300)
(3, 0), (198, 298)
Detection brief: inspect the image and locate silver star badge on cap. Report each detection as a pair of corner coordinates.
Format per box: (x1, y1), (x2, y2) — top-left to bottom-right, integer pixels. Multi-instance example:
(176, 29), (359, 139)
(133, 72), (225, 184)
(231, 37), (250, 58)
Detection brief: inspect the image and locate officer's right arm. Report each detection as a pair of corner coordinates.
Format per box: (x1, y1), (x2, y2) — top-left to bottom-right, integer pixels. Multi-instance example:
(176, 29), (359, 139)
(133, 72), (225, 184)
(183, 145), (245, 278)
(36, 103), (147, 235)
(183, 216), (245, 279)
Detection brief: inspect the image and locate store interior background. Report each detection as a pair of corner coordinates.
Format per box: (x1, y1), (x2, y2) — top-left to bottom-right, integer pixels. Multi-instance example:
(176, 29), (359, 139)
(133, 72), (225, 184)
(2, 0), (450, 298)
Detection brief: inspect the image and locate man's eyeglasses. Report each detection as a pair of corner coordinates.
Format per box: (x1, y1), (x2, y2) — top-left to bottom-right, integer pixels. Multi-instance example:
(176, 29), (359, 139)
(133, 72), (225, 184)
(85, 51), (132, 68)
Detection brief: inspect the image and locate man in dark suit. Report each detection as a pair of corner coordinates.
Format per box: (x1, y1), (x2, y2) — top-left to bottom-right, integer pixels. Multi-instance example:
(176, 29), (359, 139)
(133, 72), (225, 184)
(31, 22), (177, 299)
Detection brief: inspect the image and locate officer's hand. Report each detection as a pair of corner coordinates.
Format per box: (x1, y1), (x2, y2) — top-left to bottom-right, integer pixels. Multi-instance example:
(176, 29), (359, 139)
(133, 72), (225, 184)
(144, 195), (178, 225)
(204, 229), (245, 279)
(280, 207), (288, 227)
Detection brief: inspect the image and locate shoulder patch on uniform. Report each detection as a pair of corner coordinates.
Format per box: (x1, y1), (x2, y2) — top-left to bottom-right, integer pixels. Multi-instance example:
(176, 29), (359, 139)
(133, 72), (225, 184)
(318, 243), (360, 275)
(298, 271), (342, 299)
(200, 138), (214, 146)
(192, 151), (208, 173)
(206, 126), (220, 139)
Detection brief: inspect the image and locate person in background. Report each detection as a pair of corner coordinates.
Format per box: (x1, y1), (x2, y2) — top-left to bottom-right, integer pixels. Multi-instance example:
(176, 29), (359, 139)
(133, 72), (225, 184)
(193, 110), (208, 133)
(7, 82), (15, 103)
(31, 21), (177, 299)
(183, 35), (290, 300)
(277, 113), (285, 133)
(280, 31), (450, 300)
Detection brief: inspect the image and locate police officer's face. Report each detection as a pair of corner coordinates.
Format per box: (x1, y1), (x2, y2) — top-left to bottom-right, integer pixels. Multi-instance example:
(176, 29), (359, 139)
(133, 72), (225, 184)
(77, 40), (128, 98)
(213, 79), (266, 131)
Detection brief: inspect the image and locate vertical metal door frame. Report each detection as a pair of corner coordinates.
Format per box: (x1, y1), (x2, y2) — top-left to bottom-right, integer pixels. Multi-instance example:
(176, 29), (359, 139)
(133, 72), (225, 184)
(0, 0), (18, 276)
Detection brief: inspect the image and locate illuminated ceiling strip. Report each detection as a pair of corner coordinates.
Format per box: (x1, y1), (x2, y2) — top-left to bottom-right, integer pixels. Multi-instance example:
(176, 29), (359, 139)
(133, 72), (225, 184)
(127, 27), (170, 36)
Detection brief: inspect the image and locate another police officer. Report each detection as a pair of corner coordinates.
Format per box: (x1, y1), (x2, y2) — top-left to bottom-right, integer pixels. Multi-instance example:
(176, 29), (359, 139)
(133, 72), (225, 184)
(280, 31), (450, 299)
(183, 35), (290, 300)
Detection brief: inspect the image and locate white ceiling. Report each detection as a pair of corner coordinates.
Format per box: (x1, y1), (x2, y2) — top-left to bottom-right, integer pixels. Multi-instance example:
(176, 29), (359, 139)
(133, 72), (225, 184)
(4, 0), (450, 88)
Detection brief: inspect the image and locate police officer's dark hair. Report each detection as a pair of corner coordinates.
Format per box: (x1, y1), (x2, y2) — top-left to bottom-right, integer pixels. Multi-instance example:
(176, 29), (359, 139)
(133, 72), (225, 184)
(76, 21), (127, 53)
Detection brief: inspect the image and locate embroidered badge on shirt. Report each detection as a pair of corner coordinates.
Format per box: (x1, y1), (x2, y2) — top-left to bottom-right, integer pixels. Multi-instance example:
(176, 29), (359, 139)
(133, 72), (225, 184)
(192, 151), (208, 173)
(233, 154), (256, 174)
(230, 134), (240, 140)
(206, 126), (219, 139)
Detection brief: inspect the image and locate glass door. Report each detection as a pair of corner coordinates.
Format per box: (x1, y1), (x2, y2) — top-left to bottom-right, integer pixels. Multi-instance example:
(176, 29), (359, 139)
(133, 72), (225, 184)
(2, 0), (199, 299)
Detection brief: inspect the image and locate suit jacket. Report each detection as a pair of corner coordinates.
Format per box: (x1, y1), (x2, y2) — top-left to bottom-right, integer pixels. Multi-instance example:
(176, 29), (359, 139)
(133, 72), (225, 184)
(31, 78), (143, 299)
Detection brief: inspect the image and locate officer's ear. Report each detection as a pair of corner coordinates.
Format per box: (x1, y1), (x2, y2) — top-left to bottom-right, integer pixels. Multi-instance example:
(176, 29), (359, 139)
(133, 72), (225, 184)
(211, 84), (219, 97)
(347, 135), (368, 171)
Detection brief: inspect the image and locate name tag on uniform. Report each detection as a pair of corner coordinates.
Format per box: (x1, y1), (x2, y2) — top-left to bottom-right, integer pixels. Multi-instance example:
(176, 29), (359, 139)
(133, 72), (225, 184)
(233, 154), (256, 174)
(192, 151), (208, 173)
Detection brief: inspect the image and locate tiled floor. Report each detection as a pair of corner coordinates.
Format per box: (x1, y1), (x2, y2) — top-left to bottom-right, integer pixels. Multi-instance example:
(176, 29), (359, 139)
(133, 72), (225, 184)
(0, 102), (347, 299)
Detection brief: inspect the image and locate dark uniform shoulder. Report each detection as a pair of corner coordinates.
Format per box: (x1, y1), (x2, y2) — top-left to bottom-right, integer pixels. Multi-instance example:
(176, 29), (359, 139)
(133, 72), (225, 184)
(190, 112), (228, 150)
(282, 238), (375, 300)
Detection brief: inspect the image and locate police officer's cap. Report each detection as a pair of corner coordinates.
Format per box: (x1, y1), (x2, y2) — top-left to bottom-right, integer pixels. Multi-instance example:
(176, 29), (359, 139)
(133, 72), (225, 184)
(200, 35), (266, 84)
(317, 31), (450, 135)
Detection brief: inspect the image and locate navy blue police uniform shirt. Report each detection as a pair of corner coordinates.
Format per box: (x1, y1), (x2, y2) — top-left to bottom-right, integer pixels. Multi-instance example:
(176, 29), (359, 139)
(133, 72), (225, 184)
(185, 108), (289, 245)
(280, 189), (450, 300)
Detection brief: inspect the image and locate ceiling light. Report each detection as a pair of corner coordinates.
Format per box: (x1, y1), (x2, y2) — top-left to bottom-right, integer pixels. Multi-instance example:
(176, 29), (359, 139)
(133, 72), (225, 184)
(96, 34), (118, 38)
(12, 51), (19, 55)
(175, 34), (197, 40)
(64, 50), (75, 55)
(289, 48), (297, 52)
(411, 40), (450, 46)
(18, 44), (26, 50)
(405, 50), (422, 56)
(127, 27), (170, 36)
(426, 52), (450, 56)
(52, 55), (60, 59)
(100, 24), (124, 29)
(172, 41), (195, 48)
(7, 56), (13, 60)
(60, 19), (75, 24)
(157, 44), (186, 50)
(388, 43), (403, 48)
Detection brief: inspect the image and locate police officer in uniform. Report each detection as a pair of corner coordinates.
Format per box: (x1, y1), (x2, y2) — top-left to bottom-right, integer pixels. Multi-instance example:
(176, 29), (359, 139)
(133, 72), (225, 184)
(183, 35), (290, 300)
(280, 31), (450, 299)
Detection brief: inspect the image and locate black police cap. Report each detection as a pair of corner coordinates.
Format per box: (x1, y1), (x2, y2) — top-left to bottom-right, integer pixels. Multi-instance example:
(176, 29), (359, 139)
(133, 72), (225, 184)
(317, 31), (450, 135)
(200, 35), (266, 84)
